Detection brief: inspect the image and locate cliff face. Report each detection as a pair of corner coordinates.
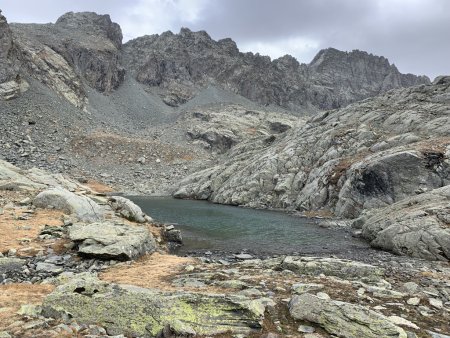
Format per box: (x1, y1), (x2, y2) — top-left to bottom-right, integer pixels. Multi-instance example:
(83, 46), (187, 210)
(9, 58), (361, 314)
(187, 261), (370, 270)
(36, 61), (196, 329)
(123, 28), (430, 112)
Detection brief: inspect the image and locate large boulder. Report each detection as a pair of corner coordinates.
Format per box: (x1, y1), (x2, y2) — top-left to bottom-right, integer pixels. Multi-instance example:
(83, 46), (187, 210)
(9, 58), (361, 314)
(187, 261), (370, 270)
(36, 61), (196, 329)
(360, 185), (450, 261)
(281, 256), (384, 281)
(108, 196), (150, 223)
(289, 293), (406, 338)
(68, 222), (156, 260)
(33, 187), (104, 222)
(42, 275), (269, 337)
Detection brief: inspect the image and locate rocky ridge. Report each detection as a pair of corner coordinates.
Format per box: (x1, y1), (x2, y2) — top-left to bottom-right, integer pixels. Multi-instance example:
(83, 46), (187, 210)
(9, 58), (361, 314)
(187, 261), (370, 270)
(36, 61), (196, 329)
(123, 29), (429, 113)
(175, 77), (450, 260)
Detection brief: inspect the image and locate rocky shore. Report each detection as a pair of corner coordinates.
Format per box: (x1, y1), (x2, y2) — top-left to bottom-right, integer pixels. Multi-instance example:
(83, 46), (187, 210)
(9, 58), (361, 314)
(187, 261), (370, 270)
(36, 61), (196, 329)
(0, 160), (449, 338)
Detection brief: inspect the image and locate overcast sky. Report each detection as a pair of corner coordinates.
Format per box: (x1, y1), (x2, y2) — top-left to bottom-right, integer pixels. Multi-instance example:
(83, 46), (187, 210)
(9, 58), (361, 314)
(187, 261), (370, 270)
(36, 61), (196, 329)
(1, 0), (448, 79)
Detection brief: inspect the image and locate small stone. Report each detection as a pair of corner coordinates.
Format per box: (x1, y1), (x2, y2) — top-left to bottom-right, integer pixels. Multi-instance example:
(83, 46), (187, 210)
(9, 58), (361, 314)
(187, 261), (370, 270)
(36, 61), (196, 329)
(7, 249), (17, 257)
(407, 297), (420, 306)
(234, 253), (253, 260)
(388, 316), (420, 330)
(298, 325), (315, 333)
(316, 292), (330, 300)
(429, 298), (443, 309)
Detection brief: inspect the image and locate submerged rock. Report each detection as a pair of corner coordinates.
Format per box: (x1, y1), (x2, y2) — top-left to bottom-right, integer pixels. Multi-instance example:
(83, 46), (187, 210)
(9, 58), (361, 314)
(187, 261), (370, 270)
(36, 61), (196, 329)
(68, 222), (156, 260)
(289, 293), (406, 338)
(33, 187), (104, 222)
(42, 275), (270, 337)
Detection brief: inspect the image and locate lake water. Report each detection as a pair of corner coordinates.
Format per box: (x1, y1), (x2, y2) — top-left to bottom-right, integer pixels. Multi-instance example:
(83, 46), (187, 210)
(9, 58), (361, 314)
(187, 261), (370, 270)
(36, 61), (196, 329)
(129, 196), (372, 256)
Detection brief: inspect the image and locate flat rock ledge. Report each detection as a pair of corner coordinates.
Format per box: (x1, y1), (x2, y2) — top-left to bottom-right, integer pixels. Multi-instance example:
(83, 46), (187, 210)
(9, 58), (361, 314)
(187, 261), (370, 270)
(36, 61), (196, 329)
(280, 256), (384, 281)
(289, 293), (407, 338)
(68, 222), (156, 260)
(42, 275), (270, 337)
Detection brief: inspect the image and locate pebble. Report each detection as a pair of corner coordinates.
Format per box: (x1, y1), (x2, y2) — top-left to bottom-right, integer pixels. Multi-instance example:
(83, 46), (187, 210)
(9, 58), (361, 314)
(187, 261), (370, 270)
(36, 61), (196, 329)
(429, 298), (443, 309)
(407, 297), (420, 306)
(298, 325), (315, 333)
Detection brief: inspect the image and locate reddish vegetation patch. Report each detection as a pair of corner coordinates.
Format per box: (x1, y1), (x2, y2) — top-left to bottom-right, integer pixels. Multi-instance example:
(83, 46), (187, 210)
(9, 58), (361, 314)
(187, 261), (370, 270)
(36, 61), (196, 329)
(0, 284), (54, 331)
(100, 253), (197, 291)
(0, 209), (64, 255)
(84, 180), (115, 193)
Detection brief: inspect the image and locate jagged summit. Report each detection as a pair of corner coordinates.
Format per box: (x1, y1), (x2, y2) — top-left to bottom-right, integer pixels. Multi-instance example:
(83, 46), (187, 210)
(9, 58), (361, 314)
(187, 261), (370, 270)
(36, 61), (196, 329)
(123, 27), (430, 112)
(0, 10), (431, 112)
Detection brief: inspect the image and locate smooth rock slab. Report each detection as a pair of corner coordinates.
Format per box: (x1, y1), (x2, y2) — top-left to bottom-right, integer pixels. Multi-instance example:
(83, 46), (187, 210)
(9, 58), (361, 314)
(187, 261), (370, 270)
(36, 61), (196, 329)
(281, 256), (384, 281)
(34, 187), (103, 222)
(42, 275), (269, 337)
(68, 222), (156, 260)
(289, 293), (406, 338)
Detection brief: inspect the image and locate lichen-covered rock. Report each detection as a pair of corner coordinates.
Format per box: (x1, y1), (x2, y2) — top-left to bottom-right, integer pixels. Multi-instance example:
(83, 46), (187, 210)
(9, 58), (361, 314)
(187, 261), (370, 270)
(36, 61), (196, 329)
(281, 256), (384, 281)
(289, 293), (407, 338)
(108, 196), (149, 223)
(33, 187), (104, 222)
(68, 222), (156, 260)
(361, 185), (450, 261)
(0, 257), (25, 279)
(42, 275), (269, 337)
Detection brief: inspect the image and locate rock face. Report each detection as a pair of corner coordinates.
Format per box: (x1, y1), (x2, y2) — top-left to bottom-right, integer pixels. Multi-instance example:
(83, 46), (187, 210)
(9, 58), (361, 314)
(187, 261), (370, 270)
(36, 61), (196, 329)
(123, 28), (429, 111)
(360, 185), (450, 261)
(174, 78), (450, 219)
(68, 222), (156, 260)
(289, 293), (407, 338)
(8, 11), (124, 107)
(42, 275), (268, 337)
(33, 187), (104, 222)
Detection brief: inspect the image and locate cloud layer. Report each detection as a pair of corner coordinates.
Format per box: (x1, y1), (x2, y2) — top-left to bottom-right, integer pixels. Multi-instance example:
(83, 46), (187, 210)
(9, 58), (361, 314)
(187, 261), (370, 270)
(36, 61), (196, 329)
(1, 0), (448, 78)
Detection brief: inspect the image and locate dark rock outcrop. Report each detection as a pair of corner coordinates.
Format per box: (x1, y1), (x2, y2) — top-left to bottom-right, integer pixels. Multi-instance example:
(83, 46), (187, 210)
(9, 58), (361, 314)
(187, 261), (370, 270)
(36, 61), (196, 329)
(123, 28), (429, 111)
(9, 11), (125, 106)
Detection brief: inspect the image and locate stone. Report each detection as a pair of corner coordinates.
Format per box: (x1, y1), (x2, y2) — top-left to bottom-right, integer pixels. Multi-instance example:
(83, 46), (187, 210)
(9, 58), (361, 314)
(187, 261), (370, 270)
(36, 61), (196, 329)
(281, 256), (384, 281)
(35, 262), (64, 274)
(401, 282), (419, 294)
(42, 275), (270, 337)
(108, 196), (150, 223)
(388, 316), (419, 330)
(17, 304), (42, 317)
(429, 298), (443, 309)
(407, 297), (420, 306)
(34, 187), (104, 222)
(298, 325), (315, 333)
(164, 229), (183, 243)
(68, 222), (156, 260)
(292, 283), (324, 294)
(235, 253), (253, 260)
(289, 293), (407, 338)
(427, 332), (450, 338)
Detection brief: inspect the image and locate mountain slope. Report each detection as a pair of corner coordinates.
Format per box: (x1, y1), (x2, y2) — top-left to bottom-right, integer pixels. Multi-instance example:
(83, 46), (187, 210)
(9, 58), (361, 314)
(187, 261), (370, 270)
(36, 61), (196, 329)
(123, 28), (429, 113)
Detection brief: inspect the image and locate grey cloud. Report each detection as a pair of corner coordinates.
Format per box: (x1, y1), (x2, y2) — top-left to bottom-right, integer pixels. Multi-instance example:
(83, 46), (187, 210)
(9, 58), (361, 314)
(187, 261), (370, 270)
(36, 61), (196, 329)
(1, 0), (448, 78)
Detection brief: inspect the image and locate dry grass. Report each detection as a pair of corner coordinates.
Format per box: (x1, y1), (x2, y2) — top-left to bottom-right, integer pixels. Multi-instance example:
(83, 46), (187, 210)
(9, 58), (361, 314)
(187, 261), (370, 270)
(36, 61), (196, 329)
(0, 284), (54, 330)
(0, 209), (64, 255)
(100, 252), (198, 291)
(84, 180), (114, 193)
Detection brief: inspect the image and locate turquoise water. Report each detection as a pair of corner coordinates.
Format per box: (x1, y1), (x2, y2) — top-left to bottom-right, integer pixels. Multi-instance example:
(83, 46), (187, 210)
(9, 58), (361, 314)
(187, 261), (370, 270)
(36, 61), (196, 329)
(129, 196), (371, 256)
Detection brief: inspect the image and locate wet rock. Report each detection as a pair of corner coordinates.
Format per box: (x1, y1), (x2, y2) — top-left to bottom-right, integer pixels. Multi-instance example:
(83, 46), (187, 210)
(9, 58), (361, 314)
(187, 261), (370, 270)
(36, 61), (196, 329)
(281, 256), (384, 281)
(42, 275), (269, 337)
(108, 196), (150, 223)
(289, 293), (406, 338)
(68, 222), (156, 260)
(34, 187), (104, 222)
